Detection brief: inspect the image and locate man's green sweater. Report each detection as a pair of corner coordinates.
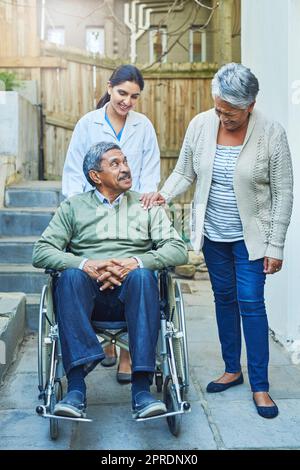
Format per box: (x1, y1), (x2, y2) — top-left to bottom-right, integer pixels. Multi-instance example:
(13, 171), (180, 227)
(32, 190), (188, 271)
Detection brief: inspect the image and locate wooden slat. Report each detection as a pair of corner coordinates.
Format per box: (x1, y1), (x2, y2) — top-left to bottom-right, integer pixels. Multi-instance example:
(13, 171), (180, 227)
(141, 72), (216, 79)
(41, 41), (117, 69)
(45, 113), (77, 131)
(0, 57), (67, 68)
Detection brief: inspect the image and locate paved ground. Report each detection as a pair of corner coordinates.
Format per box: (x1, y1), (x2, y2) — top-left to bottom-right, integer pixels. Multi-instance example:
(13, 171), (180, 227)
(1, 280), (300, 450)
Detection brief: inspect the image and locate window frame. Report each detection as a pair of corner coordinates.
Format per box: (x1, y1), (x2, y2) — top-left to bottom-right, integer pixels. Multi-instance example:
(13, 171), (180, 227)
(189, 27), (207, 62)
(47, 27), (65, 46)
(149, 26), (168, 64)
(86, 27), (105, 55)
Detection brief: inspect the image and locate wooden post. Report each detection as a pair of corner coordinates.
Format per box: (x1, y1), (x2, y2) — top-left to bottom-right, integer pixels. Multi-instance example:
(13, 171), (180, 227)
(217, 0), (234, 65)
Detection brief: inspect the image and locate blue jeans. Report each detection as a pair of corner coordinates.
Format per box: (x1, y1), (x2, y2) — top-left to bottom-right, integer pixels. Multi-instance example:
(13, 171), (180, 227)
(54, 268), (160, 377)
(202, 237), (269, 392)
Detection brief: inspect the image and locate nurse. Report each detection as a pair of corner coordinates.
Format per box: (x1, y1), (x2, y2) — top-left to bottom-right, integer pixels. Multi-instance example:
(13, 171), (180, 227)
(62, 64), (160, 383)
(62, 64), (160, 197)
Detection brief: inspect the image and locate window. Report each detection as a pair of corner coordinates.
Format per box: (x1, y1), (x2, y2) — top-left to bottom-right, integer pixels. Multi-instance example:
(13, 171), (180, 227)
(149, 27), (167, 63)
(189, 27), (206, 62)
(86, 27), (105, 55)
(47, 27), (65, 46)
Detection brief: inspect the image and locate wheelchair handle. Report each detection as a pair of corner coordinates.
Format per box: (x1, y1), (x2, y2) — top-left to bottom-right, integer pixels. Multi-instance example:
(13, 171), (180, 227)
(45, 268), (60, 277)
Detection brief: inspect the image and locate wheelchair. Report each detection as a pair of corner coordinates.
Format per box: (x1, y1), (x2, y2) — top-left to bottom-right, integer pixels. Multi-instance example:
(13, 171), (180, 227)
(36, 268), (190, 439)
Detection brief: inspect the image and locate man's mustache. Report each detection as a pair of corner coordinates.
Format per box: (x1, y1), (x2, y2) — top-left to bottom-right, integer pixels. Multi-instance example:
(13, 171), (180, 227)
(118, 173), (131, 181)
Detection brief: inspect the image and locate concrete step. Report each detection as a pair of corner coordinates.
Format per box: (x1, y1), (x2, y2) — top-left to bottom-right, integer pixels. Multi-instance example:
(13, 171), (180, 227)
(25, 294), (41, 332)
(5, 181), (63, 208)
(6, 181), (62, 190)
(0, 265), (47, 294)
(0, 292), (26, 383)
(0, 237), (37, 264)
(0, 207), (56, 236)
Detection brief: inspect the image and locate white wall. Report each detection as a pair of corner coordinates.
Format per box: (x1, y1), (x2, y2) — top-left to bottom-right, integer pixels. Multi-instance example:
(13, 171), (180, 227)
(0, 92), (39, 180)
(241, 0), (300, 346)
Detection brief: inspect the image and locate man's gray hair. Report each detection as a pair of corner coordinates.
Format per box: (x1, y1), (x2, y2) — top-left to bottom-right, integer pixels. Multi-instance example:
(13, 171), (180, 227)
(83, 141), (121, 186)
(211, 63), (259, 109)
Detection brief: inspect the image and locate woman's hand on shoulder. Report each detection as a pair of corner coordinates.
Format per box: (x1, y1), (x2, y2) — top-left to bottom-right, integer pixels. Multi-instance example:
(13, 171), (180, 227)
(140, 192), (166, 210)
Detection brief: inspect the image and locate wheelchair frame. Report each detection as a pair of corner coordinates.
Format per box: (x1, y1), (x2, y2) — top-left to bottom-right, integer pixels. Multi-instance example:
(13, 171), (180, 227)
(36, 268), (190, 439)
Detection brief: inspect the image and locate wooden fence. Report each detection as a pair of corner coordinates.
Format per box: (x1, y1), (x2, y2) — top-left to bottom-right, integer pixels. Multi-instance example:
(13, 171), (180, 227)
(136, 73), (213, 202)
(0, 0), (216, 204)
(0, 0), (41, 88)
(41, 42), (215, 203)
(40, 42), (115, 180)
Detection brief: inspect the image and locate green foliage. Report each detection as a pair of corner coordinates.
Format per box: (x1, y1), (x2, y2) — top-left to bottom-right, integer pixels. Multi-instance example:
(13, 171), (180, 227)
(0, 72), (21, 91)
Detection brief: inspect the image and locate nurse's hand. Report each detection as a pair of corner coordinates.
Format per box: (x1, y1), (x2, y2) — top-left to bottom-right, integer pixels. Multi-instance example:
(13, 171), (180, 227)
(140, 192), (166, 209)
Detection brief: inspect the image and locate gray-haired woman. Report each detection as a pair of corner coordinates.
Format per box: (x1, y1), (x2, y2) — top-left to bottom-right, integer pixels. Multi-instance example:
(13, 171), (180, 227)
(140, 63), (293, 418)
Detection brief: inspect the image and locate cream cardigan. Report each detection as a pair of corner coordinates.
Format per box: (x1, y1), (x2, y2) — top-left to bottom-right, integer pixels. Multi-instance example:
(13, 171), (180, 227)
(160, 108), (293, 260)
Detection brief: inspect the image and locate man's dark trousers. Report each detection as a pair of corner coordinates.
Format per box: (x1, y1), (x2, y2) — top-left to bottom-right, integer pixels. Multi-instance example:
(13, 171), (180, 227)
(54, 268), (160, 377)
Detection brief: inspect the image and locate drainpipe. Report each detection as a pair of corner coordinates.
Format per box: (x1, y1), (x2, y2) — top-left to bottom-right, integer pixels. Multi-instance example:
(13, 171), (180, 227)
(137, 5), (152, 41)
(37, 104), (45, 180)
(125, 2), (151, 63)
(124, 1), (184, 63)
(124, 2), (136, 63)
(41, 0), (46, 40)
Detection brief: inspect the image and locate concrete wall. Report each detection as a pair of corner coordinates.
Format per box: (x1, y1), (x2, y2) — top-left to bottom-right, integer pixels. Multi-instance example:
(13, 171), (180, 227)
(241, 0), (300, 347)
(136, 0), (241, 65)
(0, 92), (39, 181)
(136, 3), (214, 64)
(42, 0), (240, 65)
(42, 0), (119, 58)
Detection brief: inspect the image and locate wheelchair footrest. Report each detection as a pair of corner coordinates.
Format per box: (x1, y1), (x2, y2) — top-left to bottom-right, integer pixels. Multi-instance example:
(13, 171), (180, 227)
(135, 403), (191, 422)
(38, 411), (92, 423)
(42, 413), (92, 423)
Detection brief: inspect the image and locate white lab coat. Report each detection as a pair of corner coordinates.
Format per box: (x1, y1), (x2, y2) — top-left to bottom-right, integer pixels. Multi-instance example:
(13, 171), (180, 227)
(62, 103), (160, 198)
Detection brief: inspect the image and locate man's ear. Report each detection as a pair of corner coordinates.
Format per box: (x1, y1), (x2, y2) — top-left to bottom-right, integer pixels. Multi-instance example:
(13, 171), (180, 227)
(89, 170), (102, 186)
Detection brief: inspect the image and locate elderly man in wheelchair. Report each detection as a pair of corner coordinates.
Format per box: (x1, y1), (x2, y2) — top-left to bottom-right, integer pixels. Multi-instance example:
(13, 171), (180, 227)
(32, 141), (189, 428)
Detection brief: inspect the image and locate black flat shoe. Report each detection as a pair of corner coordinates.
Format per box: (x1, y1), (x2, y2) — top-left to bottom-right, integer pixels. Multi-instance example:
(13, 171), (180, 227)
(101, 355), (118, 367)
(253, 394), (279, 419)
(206, 373), (244, 393)
(116, 365), (132, 384)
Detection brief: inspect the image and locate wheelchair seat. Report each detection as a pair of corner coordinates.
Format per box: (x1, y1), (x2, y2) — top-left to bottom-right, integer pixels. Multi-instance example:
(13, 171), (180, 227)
(91, 320), (129, 358)
(92, 321), (127, 331)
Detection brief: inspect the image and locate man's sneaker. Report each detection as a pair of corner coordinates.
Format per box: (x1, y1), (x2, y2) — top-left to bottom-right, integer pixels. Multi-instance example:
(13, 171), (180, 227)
(132, 391), (167, 419)
(54, 390), (86, 418)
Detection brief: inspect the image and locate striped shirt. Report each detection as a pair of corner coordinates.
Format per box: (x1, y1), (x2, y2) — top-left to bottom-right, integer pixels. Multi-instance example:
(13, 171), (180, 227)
(204, 144), (243, 242)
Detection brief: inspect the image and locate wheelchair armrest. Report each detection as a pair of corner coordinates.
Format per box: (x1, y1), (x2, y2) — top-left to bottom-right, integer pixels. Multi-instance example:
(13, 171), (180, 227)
(44, 267), (170, 278)
(45, 268), (60, 277)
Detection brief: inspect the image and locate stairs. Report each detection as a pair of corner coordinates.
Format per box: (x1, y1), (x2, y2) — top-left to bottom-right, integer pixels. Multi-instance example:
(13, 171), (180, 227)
(0, 181), (62, 331)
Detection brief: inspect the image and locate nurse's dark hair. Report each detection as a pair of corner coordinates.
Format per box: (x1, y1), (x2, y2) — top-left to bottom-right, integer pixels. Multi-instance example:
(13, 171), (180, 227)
(96, 64), (144, 109)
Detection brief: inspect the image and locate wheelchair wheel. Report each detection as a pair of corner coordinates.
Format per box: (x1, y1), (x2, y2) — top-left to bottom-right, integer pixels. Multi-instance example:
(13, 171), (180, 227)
(163, 376), (182, 437)
(166, 274), (189, 393)
(49, 380), (63, 440)
(38, 279), (56, 397)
